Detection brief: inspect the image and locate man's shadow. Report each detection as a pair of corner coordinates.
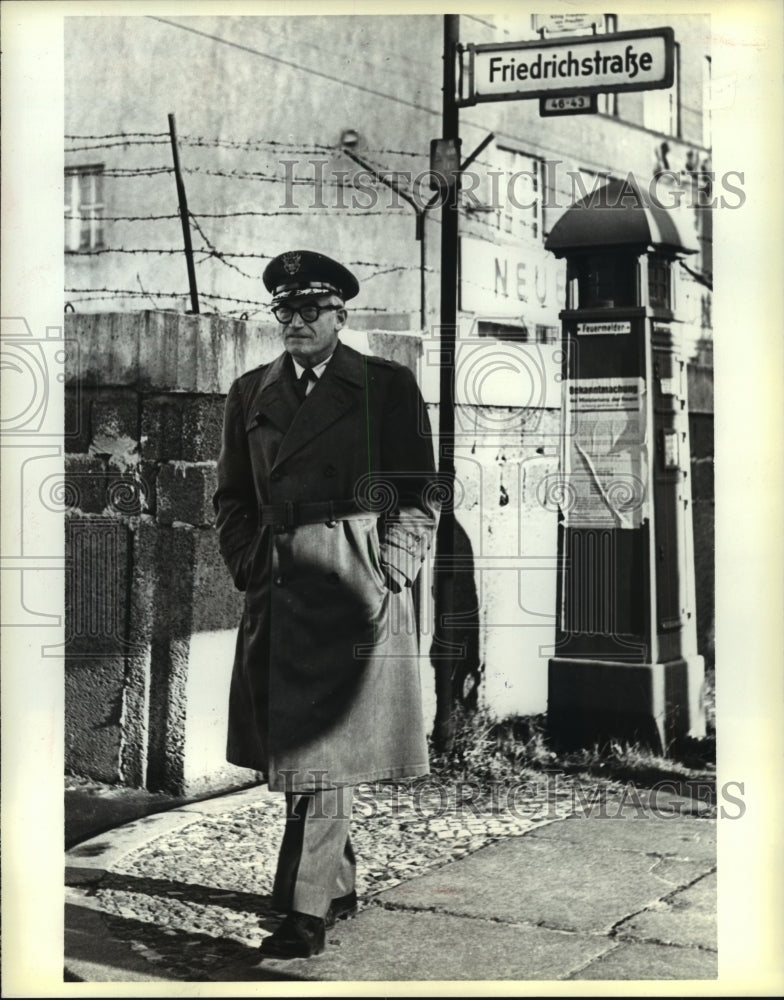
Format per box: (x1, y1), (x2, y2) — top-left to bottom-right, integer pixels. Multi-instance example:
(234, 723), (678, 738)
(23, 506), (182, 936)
(66, 867), (294, 980)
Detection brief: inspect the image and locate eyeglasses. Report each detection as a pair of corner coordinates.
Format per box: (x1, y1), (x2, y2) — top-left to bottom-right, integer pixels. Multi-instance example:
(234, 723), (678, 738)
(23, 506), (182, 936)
(272, 303), (341, 324)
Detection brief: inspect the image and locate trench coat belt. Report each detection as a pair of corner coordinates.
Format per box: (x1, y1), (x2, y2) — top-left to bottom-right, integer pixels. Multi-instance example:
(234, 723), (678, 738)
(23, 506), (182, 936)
(258, 499), (366, 530)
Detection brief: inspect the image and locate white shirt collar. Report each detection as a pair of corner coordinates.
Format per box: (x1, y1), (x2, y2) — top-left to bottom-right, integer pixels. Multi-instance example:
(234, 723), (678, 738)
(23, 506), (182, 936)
(291, 352), (334, 381)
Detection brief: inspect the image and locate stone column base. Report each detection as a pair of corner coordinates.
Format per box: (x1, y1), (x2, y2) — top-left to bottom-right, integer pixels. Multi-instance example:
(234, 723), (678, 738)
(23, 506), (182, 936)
(547, 655), (706, 754)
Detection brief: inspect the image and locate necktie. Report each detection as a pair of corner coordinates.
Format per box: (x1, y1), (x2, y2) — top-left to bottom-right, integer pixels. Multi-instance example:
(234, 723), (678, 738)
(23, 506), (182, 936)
(295, 367), (318, 403)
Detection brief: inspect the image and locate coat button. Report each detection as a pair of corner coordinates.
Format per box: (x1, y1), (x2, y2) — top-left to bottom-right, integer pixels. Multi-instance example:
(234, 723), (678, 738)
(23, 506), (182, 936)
(274, 576), (284, 586)
(326, 519), (337, 528)
(323, 464), (336, 478)
(270, 470), (282, 482)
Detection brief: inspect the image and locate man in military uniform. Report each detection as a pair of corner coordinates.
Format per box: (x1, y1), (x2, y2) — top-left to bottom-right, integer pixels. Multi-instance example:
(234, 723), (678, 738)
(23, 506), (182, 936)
(213, 250), (438, 958)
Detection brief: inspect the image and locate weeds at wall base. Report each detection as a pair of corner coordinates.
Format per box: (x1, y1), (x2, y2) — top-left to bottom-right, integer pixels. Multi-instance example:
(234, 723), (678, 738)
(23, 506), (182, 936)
(428, 687), (716, 793)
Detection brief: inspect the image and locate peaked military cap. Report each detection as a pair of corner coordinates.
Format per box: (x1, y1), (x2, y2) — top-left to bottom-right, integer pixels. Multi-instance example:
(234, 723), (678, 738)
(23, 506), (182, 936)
(263, 250), (360, 304)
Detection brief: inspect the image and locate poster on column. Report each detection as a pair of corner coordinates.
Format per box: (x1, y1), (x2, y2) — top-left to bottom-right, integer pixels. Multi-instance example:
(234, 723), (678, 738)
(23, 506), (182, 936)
(563, 377), (649, 529)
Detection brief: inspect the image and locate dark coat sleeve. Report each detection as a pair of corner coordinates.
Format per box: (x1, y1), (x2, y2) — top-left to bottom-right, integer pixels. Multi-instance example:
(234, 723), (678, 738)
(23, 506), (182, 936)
(377, 363), (439, 590)
(213, 378), (259, 591)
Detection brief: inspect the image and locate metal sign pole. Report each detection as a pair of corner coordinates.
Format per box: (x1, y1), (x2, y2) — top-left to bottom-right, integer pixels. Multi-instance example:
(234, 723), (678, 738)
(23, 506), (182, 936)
(433, 13), (460, 752)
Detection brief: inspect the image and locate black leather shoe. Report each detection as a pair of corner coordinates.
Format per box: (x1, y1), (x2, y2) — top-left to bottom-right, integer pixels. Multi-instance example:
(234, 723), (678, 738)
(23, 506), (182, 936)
(260, 911), (325, 959)
(325, 890), (358, 928)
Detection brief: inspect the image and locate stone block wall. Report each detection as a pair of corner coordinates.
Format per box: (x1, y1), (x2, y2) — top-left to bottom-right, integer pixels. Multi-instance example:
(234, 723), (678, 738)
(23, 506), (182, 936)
(63, 312), (272, 794)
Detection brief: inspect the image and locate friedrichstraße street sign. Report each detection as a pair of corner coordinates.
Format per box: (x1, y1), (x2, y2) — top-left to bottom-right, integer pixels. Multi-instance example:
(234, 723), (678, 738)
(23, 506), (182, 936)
(459, 28), (674, 106)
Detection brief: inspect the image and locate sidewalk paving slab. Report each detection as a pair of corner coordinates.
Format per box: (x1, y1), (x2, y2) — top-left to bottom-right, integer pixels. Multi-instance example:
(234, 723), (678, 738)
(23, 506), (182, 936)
(216, 907), (614, 982)
(379, 816), (716, 935)
(615, 871), (717, 950)
(528, 811), (717, 862)
(569, 941), (718, 980)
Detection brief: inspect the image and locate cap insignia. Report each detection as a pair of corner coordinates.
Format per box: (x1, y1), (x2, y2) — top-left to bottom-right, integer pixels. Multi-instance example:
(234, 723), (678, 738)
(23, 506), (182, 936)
(282, 252), (301, 275)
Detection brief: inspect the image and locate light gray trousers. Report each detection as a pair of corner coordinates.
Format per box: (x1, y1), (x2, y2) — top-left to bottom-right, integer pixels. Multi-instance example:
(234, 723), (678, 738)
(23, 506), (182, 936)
(271, 786), (356, 919)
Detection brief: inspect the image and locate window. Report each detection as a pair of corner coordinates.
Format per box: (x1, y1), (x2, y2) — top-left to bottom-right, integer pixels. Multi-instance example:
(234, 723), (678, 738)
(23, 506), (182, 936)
(65, 165), (104, 251)
(478, 320), (530, 342)
(643, 42), (681, 136)
(596, 92), (618, 117)
(574, 251), (637, 309)
(647, 255), (672, 312)
(478, 147), (542, 246)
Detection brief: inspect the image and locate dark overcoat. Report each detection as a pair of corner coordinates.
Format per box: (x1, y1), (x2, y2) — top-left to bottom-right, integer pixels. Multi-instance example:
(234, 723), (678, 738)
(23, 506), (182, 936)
(213, 340), (438, 792)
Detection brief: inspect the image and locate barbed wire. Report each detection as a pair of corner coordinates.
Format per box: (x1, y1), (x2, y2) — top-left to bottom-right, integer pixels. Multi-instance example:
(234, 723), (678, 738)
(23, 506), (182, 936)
(67, 248), (191, 256)
(361, 264), (437, 282)
(65, 131), (168, 139)
(99, 165), (423, 192)
(188, 213), (260, 280)
(192, 207), (408, 217)
(65, 246), (432, 273)
(65, 133), (434, 160)
(103, 167), (174, 177)
(65, 208), (410, 222)
(65, 287), (257, 305)
(67, 138), (334, 155)
(65, 212), (181, 222)
(64, 287), (396, 313)
(66, 139), (172, 152)
(362, 147), (427, 159)
(180, 135), (333, 153)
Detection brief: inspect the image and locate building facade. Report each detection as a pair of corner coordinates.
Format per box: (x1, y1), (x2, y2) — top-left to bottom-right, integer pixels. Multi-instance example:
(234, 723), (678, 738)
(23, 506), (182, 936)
(65, 11), (712, 343)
